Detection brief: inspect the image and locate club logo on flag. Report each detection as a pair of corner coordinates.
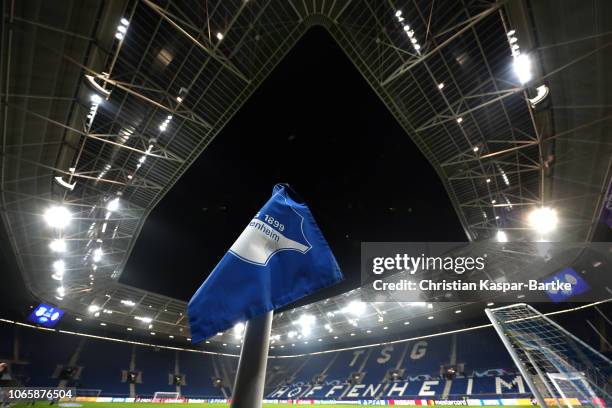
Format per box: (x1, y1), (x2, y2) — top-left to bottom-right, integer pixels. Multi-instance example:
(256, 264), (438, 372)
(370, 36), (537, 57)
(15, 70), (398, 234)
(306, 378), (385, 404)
(229, 194), (312, 265)
(188, 184), (343, 343)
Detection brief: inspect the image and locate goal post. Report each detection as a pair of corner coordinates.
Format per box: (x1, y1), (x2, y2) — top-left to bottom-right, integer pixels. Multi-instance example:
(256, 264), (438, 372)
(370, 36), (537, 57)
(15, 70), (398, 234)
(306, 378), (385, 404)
(152, 391), (181, 401)
(485, 303), (611, 408)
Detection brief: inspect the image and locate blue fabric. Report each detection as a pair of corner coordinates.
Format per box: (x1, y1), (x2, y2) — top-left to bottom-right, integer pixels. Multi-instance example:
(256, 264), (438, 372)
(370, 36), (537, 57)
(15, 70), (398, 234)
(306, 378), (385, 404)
(188, 184), (343, 343)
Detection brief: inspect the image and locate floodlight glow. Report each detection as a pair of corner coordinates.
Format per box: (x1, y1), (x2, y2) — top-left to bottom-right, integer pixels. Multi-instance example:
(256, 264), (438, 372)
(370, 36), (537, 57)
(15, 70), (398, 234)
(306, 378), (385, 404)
(528, 207), (558, 234)
(90, 94), (102, 104)
(120, 300), (136, 307)
(216, 32), (224, 40)
(395, 10), (402, 17)
(49, 239), (67, 253)
(233, 322), (245, 338)
(107, 197), (120, 212)
(93, 248), (103, 263)
(52, 260), (65, 275)
(57, 286), (65, 297)
(44, 206), (72, 228)
(120, 18), (129, 26)
(134, 316), (153, 323)
(513, 54), (532, 84)
(496, 230), (508, 243)
(88, 305), (100, 313)
(295, 314), (315, 337)
(342, 300), (366, 316)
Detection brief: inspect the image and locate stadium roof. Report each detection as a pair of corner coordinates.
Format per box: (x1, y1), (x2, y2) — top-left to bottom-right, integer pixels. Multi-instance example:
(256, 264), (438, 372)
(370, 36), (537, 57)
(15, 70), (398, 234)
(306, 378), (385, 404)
(1, 0), (610, 347)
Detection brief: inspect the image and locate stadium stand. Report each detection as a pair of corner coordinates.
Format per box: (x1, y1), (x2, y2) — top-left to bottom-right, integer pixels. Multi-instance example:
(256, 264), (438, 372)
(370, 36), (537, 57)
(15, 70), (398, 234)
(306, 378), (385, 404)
(0, 313), (606, 401)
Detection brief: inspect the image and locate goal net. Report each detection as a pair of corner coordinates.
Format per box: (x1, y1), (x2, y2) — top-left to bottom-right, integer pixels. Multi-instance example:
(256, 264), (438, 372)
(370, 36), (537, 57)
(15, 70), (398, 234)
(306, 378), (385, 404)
(152, 391), (181, 402)
(485, 304), (611, 408)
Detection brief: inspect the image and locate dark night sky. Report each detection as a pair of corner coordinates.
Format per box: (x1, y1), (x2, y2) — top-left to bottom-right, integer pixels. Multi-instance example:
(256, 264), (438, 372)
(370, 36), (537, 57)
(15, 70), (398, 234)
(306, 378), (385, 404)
(121, 27), (465, 302)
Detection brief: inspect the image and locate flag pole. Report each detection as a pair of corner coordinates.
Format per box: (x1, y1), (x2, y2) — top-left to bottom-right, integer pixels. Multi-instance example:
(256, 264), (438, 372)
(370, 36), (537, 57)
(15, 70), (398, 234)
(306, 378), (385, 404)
(230, 310), (273, 408)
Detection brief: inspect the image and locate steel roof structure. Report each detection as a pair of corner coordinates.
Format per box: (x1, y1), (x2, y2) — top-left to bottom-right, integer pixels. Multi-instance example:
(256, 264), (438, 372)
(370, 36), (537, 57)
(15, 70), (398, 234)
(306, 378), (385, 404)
(1, 0), (611, 348)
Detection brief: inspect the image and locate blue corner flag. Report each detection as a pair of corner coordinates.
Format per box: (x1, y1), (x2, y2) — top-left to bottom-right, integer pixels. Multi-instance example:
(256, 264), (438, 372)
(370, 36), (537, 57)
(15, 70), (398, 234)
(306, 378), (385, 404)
(188, 184), (343, 343)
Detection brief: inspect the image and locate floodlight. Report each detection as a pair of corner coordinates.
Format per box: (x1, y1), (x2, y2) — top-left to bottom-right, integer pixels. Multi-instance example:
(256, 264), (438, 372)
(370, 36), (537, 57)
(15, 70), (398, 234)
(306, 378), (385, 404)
(49, 239), (67, 253)
(90, 94), (102, 104)
(342, 300), (366, 316)
(93, 248), (103, 263)
(44, 206), (72, 228)
(233, 322), (245, 338)
(120, 18), (129, 26)
(295, 314), (315, 337)
(513, 54), (532, 84)
(107, 197), (120, 212)
(54, 176), (76, 191)
(52, 260), (65, 275)
(88, 305), (100, 313)
(216, 32), (224, 40)
(528, 84), (550, 107)
(395, 10), (402, 17)
(120, 300), (136, 306)
(496, 230), (508, 243)
(528, 207), (558, 234)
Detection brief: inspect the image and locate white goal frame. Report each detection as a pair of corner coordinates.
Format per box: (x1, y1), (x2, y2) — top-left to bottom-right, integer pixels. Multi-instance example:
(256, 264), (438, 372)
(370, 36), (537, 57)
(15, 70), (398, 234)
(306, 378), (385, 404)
(486, 303), (611, 408)
(152, 391), (181, 401)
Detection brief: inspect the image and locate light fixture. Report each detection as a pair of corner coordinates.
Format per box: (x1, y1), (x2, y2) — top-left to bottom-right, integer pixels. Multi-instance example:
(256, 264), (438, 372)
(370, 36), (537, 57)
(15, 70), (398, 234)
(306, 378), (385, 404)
(90, 94), (102, 104)
(528, 84), (550, 107)
(134, 316), (153, 323)
(234, 322), (245, 339)
(93, 248), (103, 263)
(216, 32), (224, 40)
(107, 197), (120, 212)
(456, 117), (463, 124)
(395, 10), (402, 17)
(513, 54), (532, 84)
(342, 300), (366, 316)
(54, 176), (76, 191)
(295, 314), (315, 337)
(127, 327), (132, 331)
(455, 309), (462, 314)
(49, 239), (67, 253)
(438, 83), (444, 89)
(75, 317), (82, 321)
(120, 300), (136, 307)
(52, 260), (65, 279)
(100, 322), (107, 326)
(116, 18), (129, 41)
(486, 302), (495, 307)
(57, 286), (65, 297)
(88, 305), (100, 313)
(427, 316), (434, 320)
(44, 206), (72, 228)
(486, 178), (491, 183)
(473, 146), (479, 152)
(528, 207), (558, 234)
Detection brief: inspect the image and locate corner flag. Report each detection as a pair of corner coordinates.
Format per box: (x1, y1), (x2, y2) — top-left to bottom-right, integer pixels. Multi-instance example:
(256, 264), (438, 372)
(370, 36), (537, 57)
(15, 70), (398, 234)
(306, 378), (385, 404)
(188, 184), (343, 343)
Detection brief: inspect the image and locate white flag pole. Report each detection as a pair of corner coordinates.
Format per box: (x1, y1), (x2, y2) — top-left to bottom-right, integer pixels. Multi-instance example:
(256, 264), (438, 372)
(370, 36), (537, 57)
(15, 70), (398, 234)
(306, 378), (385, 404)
(230, 310), (273, 407)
